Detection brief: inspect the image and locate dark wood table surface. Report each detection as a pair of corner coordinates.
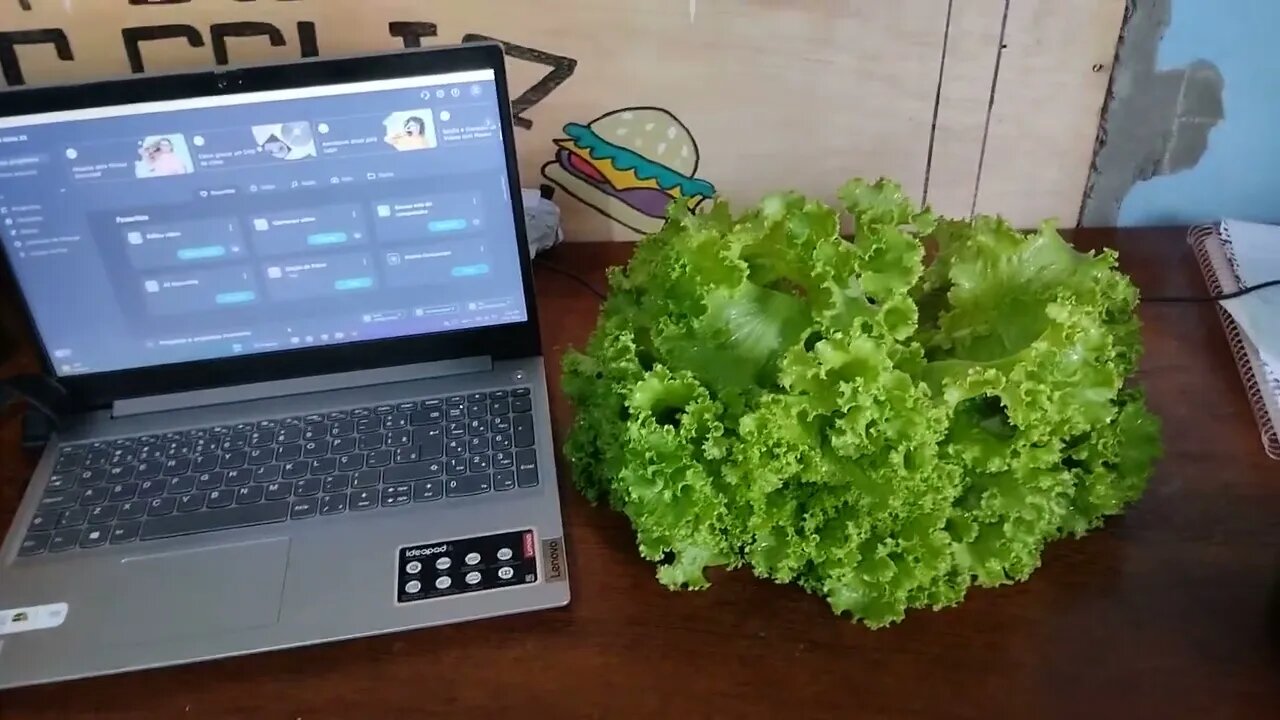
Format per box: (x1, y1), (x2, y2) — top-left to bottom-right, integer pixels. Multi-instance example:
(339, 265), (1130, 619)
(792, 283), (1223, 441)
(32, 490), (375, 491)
(1, 228), (1278, 719)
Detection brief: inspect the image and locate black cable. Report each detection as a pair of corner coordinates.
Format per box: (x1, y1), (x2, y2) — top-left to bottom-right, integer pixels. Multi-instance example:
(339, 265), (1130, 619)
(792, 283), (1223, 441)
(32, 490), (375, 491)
(0, 376), (61, 429)
(1144, 278), (1280, 303)
(535, 257), (607, 301)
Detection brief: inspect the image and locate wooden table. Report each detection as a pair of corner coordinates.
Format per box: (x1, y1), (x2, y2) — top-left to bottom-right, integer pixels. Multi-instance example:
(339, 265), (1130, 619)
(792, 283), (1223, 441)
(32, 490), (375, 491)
(1, 229), (1278, 718)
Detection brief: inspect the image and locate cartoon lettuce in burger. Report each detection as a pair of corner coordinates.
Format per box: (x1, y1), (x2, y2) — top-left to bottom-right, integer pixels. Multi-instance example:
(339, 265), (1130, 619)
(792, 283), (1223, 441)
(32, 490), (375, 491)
(542, 106), (717, 234)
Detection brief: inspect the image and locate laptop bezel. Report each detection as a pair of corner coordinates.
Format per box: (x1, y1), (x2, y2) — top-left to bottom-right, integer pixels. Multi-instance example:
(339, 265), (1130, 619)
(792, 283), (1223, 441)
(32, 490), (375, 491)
(0, 44), (541, 412)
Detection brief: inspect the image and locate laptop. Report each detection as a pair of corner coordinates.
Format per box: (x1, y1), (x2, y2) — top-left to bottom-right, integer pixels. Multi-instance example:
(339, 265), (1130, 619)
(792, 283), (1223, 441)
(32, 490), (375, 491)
(0, 43), (569, 689)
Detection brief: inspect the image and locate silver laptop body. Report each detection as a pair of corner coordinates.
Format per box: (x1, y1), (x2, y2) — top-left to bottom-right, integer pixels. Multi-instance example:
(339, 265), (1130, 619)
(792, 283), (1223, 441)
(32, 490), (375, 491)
(0, 44), (569, 689)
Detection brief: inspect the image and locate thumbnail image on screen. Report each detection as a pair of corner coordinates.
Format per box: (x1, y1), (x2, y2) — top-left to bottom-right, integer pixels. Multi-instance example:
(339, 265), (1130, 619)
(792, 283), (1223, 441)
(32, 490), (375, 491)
(252, 122), (318, 161)
(383, 110), (437, 152)
(135, 134), (194, 179)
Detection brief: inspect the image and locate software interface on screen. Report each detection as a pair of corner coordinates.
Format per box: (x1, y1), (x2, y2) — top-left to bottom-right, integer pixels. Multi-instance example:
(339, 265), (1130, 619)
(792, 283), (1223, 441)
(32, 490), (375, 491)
(0, 69), (528, 377)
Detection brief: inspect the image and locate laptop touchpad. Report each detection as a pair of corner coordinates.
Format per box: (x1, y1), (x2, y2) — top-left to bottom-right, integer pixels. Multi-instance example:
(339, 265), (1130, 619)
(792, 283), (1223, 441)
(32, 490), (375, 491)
(101, 538), (289, 645)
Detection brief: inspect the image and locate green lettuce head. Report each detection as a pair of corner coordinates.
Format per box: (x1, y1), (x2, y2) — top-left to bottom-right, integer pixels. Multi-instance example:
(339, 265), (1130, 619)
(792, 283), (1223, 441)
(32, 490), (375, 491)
(563, 179), (1161, 626)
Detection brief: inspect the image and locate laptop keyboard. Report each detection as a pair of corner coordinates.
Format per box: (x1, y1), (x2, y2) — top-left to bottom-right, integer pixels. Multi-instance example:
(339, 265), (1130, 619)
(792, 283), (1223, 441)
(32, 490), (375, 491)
(16, 388), (539, 558)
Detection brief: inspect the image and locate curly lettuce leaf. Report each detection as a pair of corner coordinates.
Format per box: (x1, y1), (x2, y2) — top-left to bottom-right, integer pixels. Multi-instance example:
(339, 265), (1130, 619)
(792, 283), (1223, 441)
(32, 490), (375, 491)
(562, 178), (1160, 626)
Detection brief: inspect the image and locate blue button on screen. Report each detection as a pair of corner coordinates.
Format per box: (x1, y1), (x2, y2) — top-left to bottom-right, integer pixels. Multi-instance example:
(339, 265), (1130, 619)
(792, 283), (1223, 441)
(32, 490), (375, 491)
(177, 245), (227, 260)
(307, 232), (348, 246)
(428, 219), (468, 233)
(215, 291), (255, 305)
(334, 277), (374, 291)
(451, 264), (490, 277)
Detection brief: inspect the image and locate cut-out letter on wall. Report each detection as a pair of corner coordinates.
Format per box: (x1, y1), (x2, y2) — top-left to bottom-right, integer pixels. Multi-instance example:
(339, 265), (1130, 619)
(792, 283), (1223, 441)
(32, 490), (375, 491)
(210, 21), (286, 66)
(0, 28), (74, 87)
(296, 21), (319, 58)
(122, 24), (205, 74)
(388, 21), (438, 49)
(461, 33), (577, 130)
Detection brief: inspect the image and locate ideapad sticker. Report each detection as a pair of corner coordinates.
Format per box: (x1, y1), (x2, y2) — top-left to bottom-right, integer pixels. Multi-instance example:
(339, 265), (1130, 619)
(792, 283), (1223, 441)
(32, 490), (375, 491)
(0, 602), (68, 636)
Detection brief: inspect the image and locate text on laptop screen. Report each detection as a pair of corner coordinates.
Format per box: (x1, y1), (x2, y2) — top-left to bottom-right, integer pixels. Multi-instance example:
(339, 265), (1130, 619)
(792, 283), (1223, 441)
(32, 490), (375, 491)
(0, 70), (528, 377)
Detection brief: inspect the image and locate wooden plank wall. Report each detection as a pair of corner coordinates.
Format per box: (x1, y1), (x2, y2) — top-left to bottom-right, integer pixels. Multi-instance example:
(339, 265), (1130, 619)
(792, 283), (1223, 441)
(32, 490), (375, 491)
(0, 0), (1123, 240)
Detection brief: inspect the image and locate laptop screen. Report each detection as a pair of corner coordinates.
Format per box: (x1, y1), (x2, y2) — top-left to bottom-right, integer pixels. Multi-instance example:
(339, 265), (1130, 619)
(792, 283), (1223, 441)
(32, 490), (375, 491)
(0, 69), (528, 377)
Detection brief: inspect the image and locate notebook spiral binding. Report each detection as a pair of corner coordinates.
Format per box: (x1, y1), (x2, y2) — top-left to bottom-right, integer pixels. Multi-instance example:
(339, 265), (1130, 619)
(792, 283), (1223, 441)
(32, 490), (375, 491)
(1187, 224), (1280, 459)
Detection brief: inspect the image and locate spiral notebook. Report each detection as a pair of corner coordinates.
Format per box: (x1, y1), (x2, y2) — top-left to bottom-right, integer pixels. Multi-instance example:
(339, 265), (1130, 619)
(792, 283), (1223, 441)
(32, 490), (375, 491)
(1189, 222), (1280, 459)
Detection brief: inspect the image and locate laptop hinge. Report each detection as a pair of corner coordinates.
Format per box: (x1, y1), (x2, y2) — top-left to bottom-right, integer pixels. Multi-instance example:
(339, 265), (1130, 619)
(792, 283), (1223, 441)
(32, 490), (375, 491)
(111, 356), (493, 419)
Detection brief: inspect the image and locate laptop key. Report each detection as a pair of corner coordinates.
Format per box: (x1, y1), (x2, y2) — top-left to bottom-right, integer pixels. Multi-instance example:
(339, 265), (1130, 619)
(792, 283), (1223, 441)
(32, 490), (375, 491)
(166, 475), (196, 495)
(303, 440), (329, 458)
(383, 413), (409, 431)
(467, 436), (490, 454)
(87, 504), (118, 525)
(421, 398), (444, 409)
(281, 461), (310, 480)
(511, 396), (532, 413)
(303, 424), (329, 442)
(84, 449), (111, 467)
(265, 482), (293, 501)
(397, 401), (417, 413)
(58, 507), (88, 527)
(446, 395), (465, 406)
(29, 509), (59, 532)
(54, 454), (82, 472)
(236, 486), (265, 505)
(511, 386), (531, 397)
(106, 465), (135, 483)
(177, 493), (206, 513)
(467, 392), (487, 404)
(412, 479), (443, 502)
(492, 433), (513, 451)
(350, 489), (378, 511)
(493, 451), (514, 470)
(350, 407), (372, 418)
(446, 439), (466, 457)
(356, 417), (380, 434)
(148, 496), (177, 516)
(489, 399), (511, 416)
(490, 416), (512, 434)
(39, 491), (80, 511)
(409, 410), (436, 426)
(108, 482), (139, 502)
(446, 458), (467, 476)
(468, 454), (491, 473)
(384, 460), (444, 484)
(349, 470), (377, 489)
(224, 468), (253, 487)
(290, 498), (319, 519)
(310, 456), (337, 476)
(381, 484), (412, 507)
(446, 407), (465, 423)
(327, 410), (350, 421)
(117, 500), (147, 521)
(137, 445), (164, 462)
(77, 468), (108, 486)
(220, 451), (247, 469)
(79, 526), (109, 549)
(139, 501), (290, 541)
(467, 403), (487, 419)
(135, 460), (163, 479)
(331, 420), (356, 437)
(489, 389), (510, 400)
(48, 528), (80, 553)
(322, 471), (353, 491)
(276, 427), (303, 445)
(137, 478), (165, 499)
(466, 419), (487, 437)
(304, 413), (325, 424)
(281, 416), (303, 428)
(357, 432), (384, 451)
(445, 422), (466, 439)
(257, 419), (279, 431)
(513, 414), (535, 448)
(367, 450), (392, 468)
(206, 489), (234, 509)
(337, 453), (364, 472)
(195, 471), (225, 491)
(79, 485), (110, 506)
(320, 493), (348, 515)
(47, 473), (76, 492)
(276, 443), (303, 462)
(331, 437), (357, 455)
(253, 464), (282, 483)
(191, 453), (220, 473)
(446, 473), (492, 497)
(294, 477), (322, 496)
(247, 447), (274, 466)
(248, 431), (273, 448)
(416, 426), (444, 459)
(394, 446), (420, 464)
(110, 521), (142, 544)
(516, 449), (539, 488)
(19, 532), (52, 556)
(386, 429), (411, 447)
(494, 469), (516, 491)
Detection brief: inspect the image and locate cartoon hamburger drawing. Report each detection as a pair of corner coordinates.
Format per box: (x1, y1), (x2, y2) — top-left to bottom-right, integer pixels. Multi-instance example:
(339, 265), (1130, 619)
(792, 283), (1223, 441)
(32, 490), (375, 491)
(541, 106), (717, 234)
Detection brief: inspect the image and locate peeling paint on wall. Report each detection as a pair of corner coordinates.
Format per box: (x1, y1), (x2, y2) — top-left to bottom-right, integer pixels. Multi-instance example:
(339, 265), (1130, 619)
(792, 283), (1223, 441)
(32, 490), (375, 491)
(1081, 0), (1224, 227)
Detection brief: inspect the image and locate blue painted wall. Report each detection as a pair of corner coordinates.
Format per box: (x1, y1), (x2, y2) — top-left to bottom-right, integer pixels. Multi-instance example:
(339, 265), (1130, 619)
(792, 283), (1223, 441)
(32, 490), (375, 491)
(1120, 0), (1280, 226)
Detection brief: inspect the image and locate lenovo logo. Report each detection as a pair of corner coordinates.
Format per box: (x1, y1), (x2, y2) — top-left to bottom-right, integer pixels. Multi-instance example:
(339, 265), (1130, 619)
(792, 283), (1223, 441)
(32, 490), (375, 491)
(541, 537), (565, 583)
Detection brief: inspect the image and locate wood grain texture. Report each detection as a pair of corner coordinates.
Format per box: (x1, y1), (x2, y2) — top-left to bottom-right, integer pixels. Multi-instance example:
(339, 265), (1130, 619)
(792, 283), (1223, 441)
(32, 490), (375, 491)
(0, 1), (1124, 238)
(1, 229), (1278, 719)
(972, 0), (1126, 226)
